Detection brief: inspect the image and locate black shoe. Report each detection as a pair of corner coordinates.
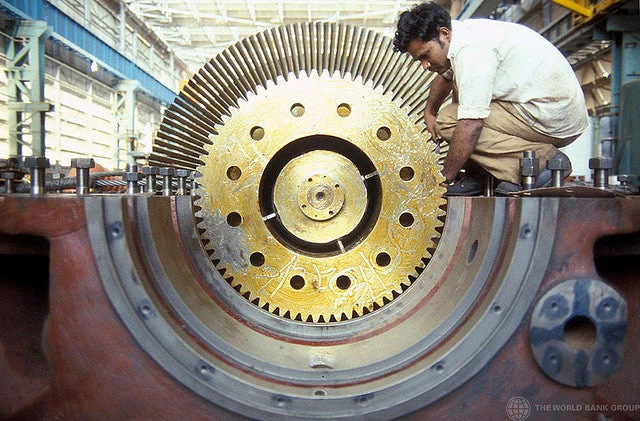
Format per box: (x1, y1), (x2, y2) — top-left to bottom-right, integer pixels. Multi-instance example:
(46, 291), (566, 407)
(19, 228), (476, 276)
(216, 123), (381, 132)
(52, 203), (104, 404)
(446, 177), (484, 196)
(494, 181), (521, 195)
(536, 151), (572, 188)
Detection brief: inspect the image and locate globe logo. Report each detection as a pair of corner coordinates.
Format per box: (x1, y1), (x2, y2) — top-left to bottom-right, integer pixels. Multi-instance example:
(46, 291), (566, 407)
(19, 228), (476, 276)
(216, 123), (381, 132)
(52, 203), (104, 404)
(506, 396), (531, 421)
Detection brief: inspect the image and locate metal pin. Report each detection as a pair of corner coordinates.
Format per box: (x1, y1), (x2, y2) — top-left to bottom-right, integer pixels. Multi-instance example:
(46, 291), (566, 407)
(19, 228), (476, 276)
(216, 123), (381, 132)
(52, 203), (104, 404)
(262, 212), (277, 221)
(589, 157), (613, 189)
(125, 171), (141, 195)
(520, 151), (538, 191)
(71, 157), (95, 196)
(2, 171), (15, 194)
(24, 156), (49, 196)
(175, 169), (190, 195)
(159, 167), (175, 196)
(142, 167), (159, 194)
(362, 170), (379, 181)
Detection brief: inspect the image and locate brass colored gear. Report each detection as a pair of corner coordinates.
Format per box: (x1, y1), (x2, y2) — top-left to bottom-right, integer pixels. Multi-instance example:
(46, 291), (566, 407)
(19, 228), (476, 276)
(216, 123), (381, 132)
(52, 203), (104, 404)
(194, 71), (445, 322)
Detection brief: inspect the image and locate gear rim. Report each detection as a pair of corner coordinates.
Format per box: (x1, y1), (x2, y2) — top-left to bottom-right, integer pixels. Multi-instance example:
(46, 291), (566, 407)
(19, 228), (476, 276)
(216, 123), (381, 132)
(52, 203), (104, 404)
(193, 71), (446, 322)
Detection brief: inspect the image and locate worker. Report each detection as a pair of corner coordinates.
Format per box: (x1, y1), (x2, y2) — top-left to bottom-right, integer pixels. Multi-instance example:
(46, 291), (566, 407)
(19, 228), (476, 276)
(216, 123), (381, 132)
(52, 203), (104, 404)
(393, 2), (589, 195)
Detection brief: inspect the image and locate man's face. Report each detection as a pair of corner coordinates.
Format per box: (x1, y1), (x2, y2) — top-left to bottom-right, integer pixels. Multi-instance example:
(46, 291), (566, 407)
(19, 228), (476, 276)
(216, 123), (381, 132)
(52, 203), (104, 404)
(407, 27), (451, 75)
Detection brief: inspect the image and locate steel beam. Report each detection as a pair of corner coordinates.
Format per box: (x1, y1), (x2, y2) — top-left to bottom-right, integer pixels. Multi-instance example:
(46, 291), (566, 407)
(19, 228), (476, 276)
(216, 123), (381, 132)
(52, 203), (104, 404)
(0, 0), (177, 105)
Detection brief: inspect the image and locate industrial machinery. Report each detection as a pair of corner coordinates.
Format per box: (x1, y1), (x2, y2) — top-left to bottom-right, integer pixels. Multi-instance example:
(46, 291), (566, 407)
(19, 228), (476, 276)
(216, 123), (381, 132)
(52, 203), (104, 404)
(1, 23), (640, 420)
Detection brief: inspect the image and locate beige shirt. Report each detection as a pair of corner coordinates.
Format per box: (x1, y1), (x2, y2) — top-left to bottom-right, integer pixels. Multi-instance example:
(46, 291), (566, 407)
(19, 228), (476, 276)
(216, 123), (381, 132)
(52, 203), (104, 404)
(447, 19), (589, 139)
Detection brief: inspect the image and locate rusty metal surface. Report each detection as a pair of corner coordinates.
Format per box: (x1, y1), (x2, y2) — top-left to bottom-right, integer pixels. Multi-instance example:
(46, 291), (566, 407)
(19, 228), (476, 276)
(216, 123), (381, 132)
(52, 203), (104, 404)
(0, 195), (639, 419)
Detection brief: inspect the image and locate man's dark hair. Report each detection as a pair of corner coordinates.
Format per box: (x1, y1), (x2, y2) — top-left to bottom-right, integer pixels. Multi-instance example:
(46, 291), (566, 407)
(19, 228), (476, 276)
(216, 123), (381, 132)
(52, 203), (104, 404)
(393, 3), (452, 53)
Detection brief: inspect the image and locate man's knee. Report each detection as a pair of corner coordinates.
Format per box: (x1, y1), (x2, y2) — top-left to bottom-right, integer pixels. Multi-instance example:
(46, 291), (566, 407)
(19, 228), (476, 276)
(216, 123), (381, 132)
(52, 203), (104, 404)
(435, 103), (458, 138)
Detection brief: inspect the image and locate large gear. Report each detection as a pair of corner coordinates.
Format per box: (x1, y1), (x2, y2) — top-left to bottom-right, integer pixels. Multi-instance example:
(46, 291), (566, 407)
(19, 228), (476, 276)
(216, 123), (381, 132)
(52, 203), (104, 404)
(194, 71), (445, 322)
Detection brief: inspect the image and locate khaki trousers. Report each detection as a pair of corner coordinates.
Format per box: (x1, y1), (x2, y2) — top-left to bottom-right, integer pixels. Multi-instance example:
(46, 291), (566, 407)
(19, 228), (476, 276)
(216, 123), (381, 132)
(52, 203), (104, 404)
(435, 101), (577, 184)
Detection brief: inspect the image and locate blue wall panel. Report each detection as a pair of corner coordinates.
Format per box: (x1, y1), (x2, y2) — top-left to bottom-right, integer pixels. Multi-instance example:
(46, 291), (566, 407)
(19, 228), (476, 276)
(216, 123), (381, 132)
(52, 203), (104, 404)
(0, 0), (177, 104)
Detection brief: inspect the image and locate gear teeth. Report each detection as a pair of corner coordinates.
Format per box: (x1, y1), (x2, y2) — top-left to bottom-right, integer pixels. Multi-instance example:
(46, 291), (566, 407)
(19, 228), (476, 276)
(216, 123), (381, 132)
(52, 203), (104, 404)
(172, 24), (446, 323)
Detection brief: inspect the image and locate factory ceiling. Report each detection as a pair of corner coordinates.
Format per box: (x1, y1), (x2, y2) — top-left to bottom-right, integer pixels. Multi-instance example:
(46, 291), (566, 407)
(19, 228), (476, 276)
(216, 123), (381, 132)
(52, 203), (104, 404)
(124, 0), (420, 74)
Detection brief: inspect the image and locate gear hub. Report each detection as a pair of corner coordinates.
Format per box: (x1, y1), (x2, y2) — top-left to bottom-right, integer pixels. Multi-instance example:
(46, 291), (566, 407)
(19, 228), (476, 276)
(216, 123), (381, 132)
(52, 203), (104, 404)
(194, 72), (445, 322)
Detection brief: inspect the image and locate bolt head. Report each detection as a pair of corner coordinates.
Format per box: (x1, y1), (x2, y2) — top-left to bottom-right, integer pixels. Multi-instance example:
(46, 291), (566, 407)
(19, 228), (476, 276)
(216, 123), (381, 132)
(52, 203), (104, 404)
(125, 172), (141, 182)
(0, 157), (19, 169)
(618, 174), (631, 183)
(589, 157), (614, 170)
(547, 156), (571, 171)
(24, 156), (50, 169)
(175, 168), (190, 177)
(142, 166), (159, 175)
(158, 167), (175, 176)
(70, 157), (95, 169)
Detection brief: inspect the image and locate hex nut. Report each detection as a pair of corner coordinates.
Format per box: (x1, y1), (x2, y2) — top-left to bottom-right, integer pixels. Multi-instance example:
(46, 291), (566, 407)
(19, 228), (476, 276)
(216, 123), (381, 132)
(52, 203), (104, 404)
(0, 157), (19, 169)
(158, 167), (175, 176)
(547, 157), (571, 171)
(1, 172), (16, 180)
(142, 166), (159, 175)
(24, 156), (50, 168)
(588, 157), (613, 170)
(70, 157), (96, 169)
(520, 157), (539, 176)
(175, 169), (191, 177)
(125, 172), (142, 182)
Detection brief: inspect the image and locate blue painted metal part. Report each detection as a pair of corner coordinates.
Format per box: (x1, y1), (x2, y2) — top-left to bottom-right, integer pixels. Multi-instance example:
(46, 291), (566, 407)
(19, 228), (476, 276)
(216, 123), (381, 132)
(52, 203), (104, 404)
(0, 0), (177, 105)
(529, 278), (627, 388)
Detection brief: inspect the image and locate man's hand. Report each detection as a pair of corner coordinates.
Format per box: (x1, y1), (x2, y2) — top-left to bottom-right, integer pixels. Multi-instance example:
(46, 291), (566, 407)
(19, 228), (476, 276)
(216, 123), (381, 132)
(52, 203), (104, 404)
(441, 118), (483, 182)
(424, 108), (441, 143)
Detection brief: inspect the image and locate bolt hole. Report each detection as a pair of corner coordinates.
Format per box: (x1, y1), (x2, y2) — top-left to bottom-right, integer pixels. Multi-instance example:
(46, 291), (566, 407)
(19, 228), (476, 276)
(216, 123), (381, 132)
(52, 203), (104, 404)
(290, 103), (305, 117)
(250, 252), (265, 267)
(226, 166), (241, 180)
(467, 239), (478, 264)
(315, 191), (325, 201)
(226, 212), (242, 227)
(493, 305), (502, 313)
(376, 252), (391, 267)
(336, 275), (351, 290)
(376, 126), (391, 141)
(400, 166), (414, 181)
(399, 212), (414, 227)
(551, 302), (558, 309)
(290, 275), (305, 290)
(563, 315), (597, 350)
(520, 224), (533, 238)
(436, 364), (444, 373)
(250, 126), (265, 141)
(314, 390), (327, 396)
(337, 103), (351, 117)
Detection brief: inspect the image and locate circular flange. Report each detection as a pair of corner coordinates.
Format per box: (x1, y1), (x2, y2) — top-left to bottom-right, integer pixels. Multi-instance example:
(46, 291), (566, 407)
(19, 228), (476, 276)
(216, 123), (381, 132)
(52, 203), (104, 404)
(273, 150), (364, 243)
(529, 278), (627, 387)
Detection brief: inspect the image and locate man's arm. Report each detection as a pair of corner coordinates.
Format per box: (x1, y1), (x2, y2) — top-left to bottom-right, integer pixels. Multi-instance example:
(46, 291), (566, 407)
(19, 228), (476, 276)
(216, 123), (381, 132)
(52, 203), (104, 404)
(424, 75), (454, 140)
(441, 118), (483, 182)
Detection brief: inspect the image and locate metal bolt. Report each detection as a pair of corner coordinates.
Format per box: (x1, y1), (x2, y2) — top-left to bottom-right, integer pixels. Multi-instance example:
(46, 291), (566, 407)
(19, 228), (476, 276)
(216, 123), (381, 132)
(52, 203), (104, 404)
(125, 171), (141, 195)
(520, 151), (539, 191)
(189, 170), (200, 197)
(0, 157), (20, 170)
(142, 166), (159, 194)
(547, 155), (572, 187)
(2, 171), (16, 194)
(589, 157), (613, 189)
(175, 169), (190, 195)
(24, 156), (50, 195)
(158, 167), (175, 196)
(71, 157), (95, 195)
